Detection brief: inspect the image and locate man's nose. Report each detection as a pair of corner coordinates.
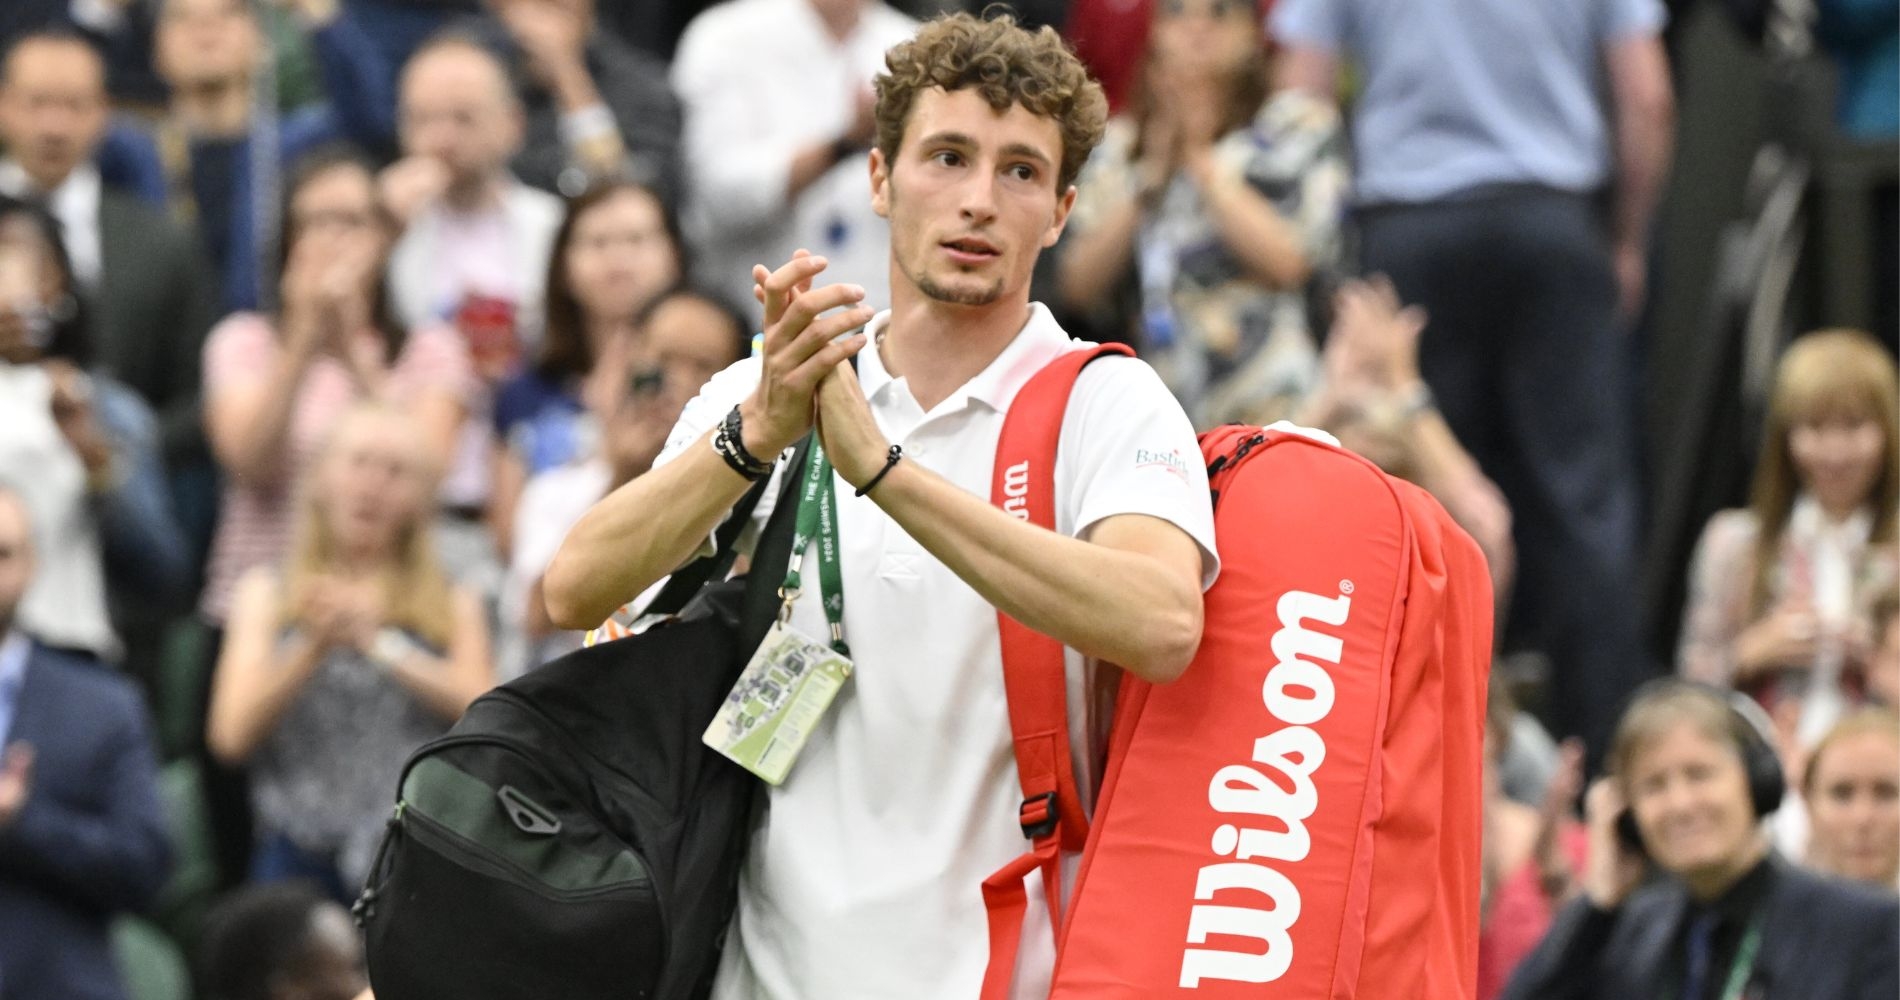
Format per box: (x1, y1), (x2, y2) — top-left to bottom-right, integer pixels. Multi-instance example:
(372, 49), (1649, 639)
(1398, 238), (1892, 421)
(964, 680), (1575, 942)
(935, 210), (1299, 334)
(957, 167), (1000, 223)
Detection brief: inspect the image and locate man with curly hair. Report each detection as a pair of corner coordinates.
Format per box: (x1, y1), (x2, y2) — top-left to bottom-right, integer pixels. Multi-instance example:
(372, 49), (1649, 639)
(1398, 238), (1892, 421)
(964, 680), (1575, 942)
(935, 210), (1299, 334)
(547, 13), (1218, 998)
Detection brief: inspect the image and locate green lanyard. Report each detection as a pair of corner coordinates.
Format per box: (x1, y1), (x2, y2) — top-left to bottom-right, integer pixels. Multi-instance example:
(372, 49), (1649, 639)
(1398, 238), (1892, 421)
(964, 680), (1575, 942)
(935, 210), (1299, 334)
(1718, 918), (1764, 1000)
(781, 438), (849, 657)
(1666, 917), (1765, 1000)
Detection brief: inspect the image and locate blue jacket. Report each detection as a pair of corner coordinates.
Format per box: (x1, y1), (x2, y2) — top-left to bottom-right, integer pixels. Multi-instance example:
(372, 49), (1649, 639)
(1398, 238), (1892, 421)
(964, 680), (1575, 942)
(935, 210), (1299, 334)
(0, 643), (170, 1000)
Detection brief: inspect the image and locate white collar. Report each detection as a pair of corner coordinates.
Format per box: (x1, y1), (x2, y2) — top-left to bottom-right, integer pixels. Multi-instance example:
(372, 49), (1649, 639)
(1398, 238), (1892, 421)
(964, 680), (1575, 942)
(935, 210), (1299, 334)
(0, 160), (100, 215)
(1788, 494), (1875, 549)
(857, 302), (1077, 416)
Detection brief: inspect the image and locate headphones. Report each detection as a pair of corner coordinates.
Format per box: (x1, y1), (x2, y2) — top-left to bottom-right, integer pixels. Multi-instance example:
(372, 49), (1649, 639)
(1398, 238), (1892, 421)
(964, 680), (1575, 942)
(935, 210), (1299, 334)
(1612, 679), (1787, 850)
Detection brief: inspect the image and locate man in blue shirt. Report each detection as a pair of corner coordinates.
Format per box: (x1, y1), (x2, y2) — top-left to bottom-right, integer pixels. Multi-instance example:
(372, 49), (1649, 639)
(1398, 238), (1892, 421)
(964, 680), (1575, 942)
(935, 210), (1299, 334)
(1271, 0), (1676, 764)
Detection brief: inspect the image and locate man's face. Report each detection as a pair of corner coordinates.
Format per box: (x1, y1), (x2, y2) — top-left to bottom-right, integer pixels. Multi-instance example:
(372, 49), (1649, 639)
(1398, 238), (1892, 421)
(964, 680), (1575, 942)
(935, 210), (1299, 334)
(398, 44), (522, 189)
(0, 39), (110, 191)
(871, 87), (1073, 310)
(0, 493), (35, 633)
(156, 0), (261, 91)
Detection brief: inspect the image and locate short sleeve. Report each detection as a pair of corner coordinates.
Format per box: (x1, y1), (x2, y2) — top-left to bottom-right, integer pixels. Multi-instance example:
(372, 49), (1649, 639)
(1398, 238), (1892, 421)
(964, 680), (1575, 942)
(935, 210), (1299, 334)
(1598, 0), (1667, 40)
(1058, 355), (1220, 589)
(1269, 0), (1349, 50)
(201, 313), (278, 397)
(393, 323), (478, 403)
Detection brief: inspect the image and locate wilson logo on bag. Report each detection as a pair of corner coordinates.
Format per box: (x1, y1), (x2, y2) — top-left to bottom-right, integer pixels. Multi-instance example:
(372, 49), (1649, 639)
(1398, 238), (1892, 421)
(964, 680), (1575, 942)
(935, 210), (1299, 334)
(984, 345), (1493, 1000)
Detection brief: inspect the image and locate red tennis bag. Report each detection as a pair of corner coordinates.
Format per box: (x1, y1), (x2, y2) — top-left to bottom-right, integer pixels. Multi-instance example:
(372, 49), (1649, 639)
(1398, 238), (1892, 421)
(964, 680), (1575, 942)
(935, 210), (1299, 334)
(983, 345), (1493, 999)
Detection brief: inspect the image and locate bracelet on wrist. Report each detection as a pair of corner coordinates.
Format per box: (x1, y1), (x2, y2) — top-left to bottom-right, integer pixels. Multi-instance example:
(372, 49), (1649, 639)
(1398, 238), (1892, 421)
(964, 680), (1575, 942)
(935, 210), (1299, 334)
(854, 445), (903, 497)
(712, 405), (774, 481)
(830, 135), (865, 165)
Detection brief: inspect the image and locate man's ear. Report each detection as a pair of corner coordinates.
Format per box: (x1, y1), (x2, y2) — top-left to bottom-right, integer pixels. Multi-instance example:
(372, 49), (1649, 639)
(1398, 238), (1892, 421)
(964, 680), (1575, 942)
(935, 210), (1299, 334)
(869, 147), (890, 220)
(1041, 183), (1078, 248)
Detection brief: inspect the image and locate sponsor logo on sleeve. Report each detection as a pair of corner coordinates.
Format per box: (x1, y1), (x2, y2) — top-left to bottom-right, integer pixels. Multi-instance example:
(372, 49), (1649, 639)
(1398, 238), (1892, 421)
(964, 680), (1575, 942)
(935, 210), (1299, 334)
(1136, 447), (1193, 484)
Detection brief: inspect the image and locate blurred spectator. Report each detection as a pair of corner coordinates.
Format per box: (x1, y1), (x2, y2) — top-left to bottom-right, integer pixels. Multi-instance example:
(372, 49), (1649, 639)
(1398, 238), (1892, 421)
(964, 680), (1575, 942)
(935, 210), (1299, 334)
(1801, 708), (1900, 890)
(0, 485), (172, 1000)
(0, 29), (220, 476)
(1058, 0), (1344, 426)
(196, 144), (467, 890)
(0, 194), (189, 661)
(501, 285), (748, 674)
(671, 0), (916, 318)
(0, 0), (164, 107)
(1272, 0), (1674, 769)
(145, 0), (397, 313)
(488, 179), (684, 558)
(1678, 330), (1898, 747)
(383, 32), (561, 556)
(1480, 677), (1587, 1000)
(1299, 278), (1515, 611)
(207, 404), (493, 901)
(459, 0), (684, 201)
(1502, 680), (1899, 1000)
(196, 880), (368, 1000)
(200, 145), (469, 630)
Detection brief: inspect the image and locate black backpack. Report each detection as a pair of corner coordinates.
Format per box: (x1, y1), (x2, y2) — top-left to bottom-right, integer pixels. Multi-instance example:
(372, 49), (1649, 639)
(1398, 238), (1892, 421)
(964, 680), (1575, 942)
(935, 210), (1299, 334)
(355, 443), (807, 1000)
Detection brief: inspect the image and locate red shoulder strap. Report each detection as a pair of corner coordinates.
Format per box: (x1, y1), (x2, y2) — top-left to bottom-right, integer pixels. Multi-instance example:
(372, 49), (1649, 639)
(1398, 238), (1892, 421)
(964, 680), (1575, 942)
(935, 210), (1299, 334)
(980, 342), (1132, 1000)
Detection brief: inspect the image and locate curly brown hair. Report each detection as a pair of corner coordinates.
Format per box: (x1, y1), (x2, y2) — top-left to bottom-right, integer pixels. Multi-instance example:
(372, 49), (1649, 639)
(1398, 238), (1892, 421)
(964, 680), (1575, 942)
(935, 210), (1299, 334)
(873, 11), (1108, 193)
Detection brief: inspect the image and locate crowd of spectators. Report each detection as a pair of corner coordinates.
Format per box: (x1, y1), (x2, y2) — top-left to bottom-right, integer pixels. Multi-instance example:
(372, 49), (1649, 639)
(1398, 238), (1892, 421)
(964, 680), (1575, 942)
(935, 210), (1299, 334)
(0, 0), (1892, 997)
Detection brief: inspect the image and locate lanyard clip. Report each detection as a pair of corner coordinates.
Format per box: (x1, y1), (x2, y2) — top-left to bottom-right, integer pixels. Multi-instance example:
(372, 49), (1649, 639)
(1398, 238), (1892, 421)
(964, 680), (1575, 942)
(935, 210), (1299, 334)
(777, 586), (798, 624)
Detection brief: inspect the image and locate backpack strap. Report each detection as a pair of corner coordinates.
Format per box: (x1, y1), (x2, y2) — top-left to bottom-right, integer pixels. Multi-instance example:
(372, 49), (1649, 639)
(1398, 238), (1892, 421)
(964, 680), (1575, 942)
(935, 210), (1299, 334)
(979, 342), (1133, 1000)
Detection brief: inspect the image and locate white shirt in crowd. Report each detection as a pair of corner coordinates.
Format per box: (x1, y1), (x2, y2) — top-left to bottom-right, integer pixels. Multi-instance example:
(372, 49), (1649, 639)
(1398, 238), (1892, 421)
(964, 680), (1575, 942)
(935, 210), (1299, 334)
(653, 305), (1220, 1000)
(671, 0), (917, 322)
(386, 178), (562, 509)
(0, 160), (103, 290)
(0, 364), (116, 659)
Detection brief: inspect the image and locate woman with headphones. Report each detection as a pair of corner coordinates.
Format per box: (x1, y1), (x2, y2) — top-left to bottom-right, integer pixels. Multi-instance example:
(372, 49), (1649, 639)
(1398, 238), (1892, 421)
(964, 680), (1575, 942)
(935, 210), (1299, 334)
(1501, 680), (1898, 1000)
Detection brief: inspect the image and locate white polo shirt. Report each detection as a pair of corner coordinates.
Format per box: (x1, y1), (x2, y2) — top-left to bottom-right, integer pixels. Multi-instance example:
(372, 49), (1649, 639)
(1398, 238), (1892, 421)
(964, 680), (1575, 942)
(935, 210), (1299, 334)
(654, 304), (1218, 1000)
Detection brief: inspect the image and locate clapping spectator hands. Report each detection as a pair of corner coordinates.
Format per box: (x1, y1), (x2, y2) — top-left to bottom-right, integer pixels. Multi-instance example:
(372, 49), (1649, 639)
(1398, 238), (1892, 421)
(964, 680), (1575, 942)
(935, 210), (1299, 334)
(493, 0), (592, 98)
(1324, 275), (1429, 398)
(298, 576), (384, 655)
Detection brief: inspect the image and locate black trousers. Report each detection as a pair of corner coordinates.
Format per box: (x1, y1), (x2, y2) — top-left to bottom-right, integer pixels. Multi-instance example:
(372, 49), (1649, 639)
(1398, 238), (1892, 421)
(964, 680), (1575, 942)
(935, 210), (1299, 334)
(1358, 187), (1654, 764)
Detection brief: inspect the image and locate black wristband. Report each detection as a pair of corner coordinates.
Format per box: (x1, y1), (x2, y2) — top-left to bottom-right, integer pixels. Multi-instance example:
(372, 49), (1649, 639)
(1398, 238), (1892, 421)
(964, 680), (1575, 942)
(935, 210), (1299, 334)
(713, 405), (774, 480)
(830, 135), (863, 165)
(854, 445), (903, 497)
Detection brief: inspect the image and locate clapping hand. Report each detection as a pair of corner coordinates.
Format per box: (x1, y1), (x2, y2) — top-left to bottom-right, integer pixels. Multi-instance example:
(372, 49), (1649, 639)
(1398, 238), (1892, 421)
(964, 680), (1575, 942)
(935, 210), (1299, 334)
(0, 743), (34, 830)
(740, 250), (874, 461)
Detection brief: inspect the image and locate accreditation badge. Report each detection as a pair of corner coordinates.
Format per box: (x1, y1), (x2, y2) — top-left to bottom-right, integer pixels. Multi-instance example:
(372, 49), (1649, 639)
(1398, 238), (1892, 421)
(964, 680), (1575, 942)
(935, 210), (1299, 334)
(702, 621), (853, 785)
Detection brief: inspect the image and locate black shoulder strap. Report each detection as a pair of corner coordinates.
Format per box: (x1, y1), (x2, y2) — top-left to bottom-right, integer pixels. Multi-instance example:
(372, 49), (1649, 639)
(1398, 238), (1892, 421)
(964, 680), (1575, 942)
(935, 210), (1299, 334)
(644, 435), (812, 618)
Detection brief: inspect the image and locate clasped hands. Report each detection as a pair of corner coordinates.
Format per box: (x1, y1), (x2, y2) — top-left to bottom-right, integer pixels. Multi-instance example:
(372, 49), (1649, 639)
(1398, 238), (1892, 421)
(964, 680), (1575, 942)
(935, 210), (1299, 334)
(737, 251), (891, 491)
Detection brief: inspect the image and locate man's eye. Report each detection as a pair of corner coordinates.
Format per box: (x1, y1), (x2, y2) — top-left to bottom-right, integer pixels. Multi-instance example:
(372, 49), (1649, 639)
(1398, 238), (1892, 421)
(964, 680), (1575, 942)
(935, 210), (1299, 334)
(1009, 164), (1037, 182)
(932, 151), (962, 167)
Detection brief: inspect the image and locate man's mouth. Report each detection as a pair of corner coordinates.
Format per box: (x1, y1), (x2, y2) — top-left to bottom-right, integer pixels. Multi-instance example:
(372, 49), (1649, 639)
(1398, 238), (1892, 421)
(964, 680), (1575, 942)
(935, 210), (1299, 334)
(941, 237), (1000, 261)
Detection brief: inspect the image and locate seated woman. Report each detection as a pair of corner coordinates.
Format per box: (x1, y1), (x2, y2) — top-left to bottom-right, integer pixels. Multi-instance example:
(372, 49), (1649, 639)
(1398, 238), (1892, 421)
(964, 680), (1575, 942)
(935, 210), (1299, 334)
(207, 404), (494, 902)
(1679, 330), (1898, 748)
(1802, 708), (1900, 891)
(1055, 0), (1347, 426)
(199, 144), (472, 637)
(1502, 680), (1899, 1000)
(487, 180), (685, 559)
(0, 194), (188, 661)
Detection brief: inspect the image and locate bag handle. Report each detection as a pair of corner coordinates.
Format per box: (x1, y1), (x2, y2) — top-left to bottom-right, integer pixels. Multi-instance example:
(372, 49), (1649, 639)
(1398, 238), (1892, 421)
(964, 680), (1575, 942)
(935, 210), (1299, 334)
(979, 343), (1133, 1000)
(647, 435), (813, 620)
